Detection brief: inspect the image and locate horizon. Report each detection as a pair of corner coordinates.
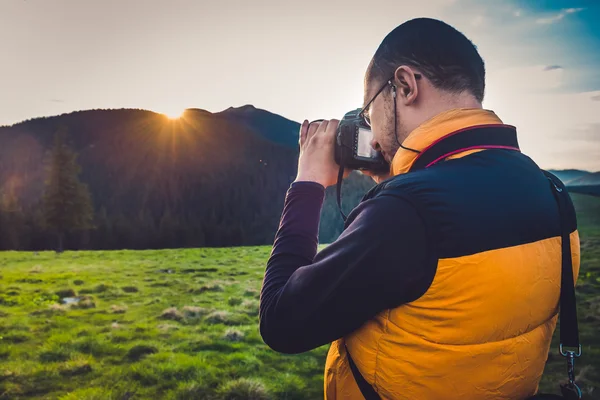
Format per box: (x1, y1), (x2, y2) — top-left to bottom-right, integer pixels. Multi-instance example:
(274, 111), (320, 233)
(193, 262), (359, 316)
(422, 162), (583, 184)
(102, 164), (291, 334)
(3, 105), (599, 174)
(1, 0), (599, 170)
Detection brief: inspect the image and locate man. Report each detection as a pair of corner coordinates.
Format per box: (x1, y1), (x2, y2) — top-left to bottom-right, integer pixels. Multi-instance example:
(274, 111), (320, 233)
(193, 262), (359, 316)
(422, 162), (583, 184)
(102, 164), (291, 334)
(259, 18), (580, 399)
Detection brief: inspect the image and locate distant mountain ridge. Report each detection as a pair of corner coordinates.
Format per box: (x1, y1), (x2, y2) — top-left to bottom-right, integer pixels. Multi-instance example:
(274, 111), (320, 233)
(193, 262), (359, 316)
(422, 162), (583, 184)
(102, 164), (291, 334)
(215, 104), (300, 148)
(0, 106), (373, 250)
(549, 169), (599, 186)
(549, 169), (600, 197)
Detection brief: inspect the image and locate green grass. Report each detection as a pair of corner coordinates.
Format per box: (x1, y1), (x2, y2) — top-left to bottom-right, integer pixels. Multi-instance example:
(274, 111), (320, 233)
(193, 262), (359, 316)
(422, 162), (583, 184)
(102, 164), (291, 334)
(0, 194), (598, 399)
(0, 247), (327, 399)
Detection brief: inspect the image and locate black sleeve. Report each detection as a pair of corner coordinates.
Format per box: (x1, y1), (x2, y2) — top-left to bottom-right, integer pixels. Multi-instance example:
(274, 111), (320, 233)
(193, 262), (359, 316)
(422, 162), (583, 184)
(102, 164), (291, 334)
(259, 181), (435, 354)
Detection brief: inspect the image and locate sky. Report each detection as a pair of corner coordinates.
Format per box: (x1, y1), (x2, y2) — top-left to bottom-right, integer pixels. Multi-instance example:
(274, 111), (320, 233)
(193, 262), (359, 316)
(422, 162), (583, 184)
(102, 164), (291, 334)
(1, 0), (599, 170)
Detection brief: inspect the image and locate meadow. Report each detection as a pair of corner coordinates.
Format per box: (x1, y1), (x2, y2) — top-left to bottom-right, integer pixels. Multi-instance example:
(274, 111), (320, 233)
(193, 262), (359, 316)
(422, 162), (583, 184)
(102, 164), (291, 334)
(0, 193), (599, 400)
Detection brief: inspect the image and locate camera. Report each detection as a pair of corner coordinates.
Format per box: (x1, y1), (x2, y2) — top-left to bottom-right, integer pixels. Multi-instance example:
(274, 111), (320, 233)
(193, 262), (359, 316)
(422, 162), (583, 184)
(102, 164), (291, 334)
(334, 108), (389, 173)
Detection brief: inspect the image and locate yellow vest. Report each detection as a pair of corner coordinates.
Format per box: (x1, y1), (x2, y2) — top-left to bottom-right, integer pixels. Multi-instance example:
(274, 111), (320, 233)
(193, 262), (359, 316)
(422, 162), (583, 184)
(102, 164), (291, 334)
(323, 109), (581, 399)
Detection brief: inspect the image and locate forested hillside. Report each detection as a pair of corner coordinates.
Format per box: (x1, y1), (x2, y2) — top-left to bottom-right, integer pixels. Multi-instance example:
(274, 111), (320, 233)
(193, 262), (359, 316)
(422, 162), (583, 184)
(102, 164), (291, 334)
(0, 107), (374, 250)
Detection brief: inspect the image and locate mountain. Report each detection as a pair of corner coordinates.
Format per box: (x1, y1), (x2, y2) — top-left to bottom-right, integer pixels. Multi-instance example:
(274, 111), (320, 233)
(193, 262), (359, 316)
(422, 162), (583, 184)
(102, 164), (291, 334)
(0, 107), (374, 250)
(548, 170), (600, 197)
(548, 169), (592, 185)
(215, 105), (300, 148)
(566, 172), (600, 187)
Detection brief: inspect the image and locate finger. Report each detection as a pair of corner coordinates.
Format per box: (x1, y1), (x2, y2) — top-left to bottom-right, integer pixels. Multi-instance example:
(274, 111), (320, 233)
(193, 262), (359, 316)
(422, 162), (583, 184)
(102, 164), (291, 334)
(299, 119), (308, 147)
(314, 119), (330, 137)
(306, 120), (321, 141)
(323, 119), (339, 142)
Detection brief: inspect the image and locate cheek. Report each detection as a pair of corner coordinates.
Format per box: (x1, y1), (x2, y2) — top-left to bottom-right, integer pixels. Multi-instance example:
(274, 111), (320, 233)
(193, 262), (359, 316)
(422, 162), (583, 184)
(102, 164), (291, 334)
(371, 107), (390, 148)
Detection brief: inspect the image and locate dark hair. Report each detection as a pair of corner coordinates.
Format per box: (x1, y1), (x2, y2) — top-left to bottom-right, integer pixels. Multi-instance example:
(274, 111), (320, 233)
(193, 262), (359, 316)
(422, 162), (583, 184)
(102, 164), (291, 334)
(367, 18), (485, 102)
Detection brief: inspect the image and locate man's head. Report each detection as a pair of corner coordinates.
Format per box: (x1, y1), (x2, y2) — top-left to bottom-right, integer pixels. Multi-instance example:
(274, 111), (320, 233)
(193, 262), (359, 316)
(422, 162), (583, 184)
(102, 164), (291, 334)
(363, 18), (485, 163)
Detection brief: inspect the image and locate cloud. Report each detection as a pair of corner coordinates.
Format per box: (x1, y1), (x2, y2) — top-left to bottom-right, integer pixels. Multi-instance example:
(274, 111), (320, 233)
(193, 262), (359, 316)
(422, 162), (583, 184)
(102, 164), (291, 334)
(513, 9), (522, 17)
(489, 65), (565, 92)
(565, 123), (600, 142)
(546, 125), (600, 170)
(471, 15), (485, 27)
(577, 123), (600, 142)
(536, 7), (584, 24)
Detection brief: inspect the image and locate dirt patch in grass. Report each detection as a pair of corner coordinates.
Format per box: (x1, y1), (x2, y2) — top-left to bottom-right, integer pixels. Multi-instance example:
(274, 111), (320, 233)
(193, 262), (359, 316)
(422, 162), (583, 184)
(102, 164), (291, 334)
(110, 304), (128, 314)
(126, 344), (159, 361)
(160, 307), (184, 321)
(188, 283), (224, 294)
(122, 286), (139, 293)
(223, 328), (245, 342)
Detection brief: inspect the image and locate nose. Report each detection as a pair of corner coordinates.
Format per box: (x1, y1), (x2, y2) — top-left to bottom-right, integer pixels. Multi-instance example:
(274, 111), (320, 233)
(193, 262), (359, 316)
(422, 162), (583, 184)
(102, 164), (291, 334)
(371, 139), (381, 151)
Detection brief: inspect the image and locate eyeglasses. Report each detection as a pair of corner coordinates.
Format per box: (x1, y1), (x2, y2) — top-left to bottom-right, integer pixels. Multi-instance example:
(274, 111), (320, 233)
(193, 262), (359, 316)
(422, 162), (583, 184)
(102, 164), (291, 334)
(358, 73), (422, 127)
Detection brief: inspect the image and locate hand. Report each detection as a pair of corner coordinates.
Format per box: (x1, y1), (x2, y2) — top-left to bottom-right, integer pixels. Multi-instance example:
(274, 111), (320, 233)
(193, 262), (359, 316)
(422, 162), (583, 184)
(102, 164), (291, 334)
(360, 169), (392, 184)
(295, 119), (350, 188)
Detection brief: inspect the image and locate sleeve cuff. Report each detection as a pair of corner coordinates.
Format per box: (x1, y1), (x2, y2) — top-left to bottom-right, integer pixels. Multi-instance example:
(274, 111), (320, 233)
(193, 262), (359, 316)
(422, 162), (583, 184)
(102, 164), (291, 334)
(290, 181), (326, 192)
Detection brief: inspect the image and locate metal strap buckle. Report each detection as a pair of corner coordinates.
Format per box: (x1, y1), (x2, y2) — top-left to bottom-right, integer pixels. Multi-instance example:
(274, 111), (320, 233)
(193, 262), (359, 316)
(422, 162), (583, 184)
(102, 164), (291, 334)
(559, 344), (582, 399)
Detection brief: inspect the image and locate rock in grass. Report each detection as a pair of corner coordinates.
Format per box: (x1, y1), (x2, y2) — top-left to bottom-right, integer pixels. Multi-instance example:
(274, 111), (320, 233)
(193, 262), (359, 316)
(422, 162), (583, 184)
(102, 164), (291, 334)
(160, 307), (184, 321)
(126, 344), (158, 361)
(217, 378), (271, 400)
(223, 328), (245, 342)
(121, 286), (139, 293)
(73, 279), (85, 286)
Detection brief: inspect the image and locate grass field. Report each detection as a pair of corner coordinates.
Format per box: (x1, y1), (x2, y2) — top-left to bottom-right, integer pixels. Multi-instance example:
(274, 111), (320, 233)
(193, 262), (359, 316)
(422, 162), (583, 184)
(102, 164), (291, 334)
(0, 193), (599, 400)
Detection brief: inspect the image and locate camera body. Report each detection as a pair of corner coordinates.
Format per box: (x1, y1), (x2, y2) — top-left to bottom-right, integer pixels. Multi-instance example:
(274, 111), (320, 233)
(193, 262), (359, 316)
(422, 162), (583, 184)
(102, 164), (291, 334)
(334, 108), (389, 173)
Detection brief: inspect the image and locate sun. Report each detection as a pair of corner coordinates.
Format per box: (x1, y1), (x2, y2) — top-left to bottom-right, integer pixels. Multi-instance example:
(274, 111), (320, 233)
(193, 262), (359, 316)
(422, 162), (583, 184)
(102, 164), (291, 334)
(164, 109), (186, 120)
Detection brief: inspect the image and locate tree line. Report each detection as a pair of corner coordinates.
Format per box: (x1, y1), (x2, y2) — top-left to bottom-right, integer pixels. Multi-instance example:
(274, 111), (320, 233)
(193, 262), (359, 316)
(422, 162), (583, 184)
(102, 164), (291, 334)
(0, 126), (374, 252)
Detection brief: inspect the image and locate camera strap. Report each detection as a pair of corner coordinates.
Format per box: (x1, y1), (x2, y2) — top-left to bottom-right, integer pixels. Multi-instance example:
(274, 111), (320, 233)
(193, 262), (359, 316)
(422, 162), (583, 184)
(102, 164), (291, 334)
(344, 125), (581, 399)
(336, 164), (348, 223)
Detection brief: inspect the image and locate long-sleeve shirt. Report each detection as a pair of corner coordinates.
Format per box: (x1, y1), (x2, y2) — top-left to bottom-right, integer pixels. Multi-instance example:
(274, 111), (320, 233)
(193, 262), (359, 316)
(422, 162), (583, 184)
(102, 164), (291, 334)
(259, 181), (435, 354)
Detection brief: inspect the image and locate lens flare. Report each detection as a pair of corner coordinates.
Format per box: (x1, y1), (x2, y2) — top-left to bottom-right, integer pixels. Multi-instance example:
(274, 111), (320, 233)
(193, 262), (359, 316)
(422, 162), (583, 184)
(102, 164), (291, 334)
(164, 109), (185, 120)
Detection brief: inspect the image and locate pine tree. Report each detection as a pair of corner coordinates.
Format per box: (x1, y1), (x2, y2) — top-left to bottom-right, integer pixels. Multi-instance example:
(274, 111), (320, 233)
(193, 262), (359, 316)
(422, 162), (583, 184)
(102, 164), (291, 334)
(0, 189), (24, 250)
(42, 127), (94, 252)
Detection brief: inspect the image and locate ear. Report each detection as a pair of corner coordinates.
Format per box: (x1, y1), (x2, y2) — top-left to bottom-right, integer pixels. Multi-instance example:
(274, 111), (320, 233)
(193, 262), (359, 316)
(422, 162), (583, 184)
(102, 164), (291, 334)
(393, 66), (419, 106)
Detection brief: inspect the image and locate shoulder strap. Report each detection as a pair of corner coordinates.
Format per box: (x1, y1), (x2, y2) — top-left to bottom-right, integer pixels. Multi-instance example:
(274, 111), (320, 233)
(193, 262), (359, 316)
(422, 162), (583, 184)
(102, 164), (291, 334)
(543, 171), (582, 400)
(543, 171), (580, 349)
(409, 125), (519, 172)
(344, 343), (381, 399)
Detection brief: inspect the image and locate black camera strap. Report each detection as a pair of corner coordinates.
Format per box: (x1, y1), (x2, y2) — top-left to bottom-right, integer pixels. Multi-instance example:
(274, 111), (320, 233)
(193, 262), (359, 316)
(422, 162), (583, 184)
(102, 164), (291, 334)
(336, 164), (348, 223)
(343, 126), (581, 400)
